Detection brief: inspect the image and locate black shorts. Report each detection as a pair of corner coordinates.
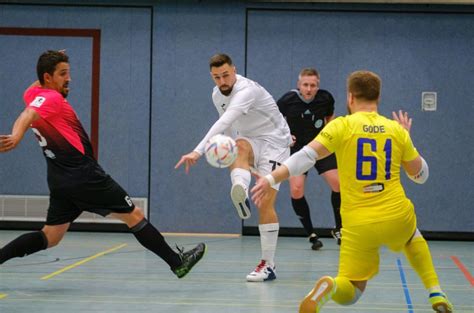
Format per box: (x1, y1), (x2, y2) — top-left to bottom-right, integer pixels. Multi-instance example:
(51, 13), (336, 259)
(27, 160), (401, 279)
(291, 146), (337, 175)
(312, 153), (338, 175)
(46, 175), (135, 225)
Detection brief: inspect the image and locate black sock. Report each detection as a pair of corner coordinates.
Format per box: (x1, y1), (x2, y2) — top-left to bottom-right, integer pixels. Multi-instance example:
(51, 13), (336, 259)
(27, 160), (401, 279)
(0, 231), (48, 264)
(291, 196), (314, 236)
(131, 219), (181, 270)
(331, 191), (342, 229)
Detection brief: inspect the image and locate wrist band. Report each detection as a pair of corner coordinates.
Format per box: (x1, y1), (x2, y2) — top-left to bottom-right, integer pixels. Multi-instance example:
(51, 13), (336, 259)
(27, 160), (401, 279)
(264, 174), (276, 186)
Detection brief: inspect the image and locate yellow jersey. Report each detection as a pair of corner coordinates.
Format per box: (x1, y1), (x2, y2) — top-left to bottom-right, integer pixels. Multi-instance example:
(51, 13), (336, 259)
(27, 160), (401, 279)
(316, 111), (419, 226)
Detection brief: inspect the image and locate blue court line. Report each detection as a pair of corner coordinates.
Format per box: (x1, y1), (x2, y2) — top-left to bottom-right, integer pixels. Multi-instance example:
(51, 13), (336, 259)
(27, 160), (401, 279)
(397, 258), (414, 313)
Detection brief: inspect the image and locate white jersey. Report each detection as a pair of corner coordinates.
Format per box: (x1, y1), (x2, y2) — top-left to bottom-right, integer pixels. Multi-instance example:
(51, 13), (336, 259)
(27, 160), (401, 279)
(194, 74), (292, 154)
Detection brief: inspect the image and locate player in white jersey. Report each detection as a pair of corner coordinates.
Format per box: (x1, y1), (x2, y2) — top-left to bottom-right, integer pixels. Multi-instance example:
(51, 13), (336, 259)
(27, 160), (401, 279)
(175, 53), (292, 282)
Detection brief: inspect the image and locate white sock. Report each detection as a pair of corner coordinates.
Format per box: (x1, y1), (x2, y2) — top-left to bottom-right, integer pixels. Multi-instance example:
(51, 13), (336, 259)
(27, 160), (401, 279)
(429, 286), (442, 294)
(259, 223), (279, 267)
(230, 168), (251, 194)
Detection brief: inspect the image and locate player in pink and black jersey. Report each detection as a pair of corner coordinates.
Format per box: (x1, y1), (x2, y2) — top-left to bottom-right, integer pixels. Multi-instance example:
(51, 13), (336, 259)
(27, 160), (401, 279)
(0, 50), (205, 278)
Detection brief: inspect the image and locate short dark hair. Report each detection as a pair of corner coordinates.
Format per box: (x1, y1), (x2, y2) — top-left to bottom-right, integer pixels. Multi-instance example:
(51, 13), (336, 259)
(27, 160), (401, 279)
(209, 53), (233, 69)
(37, 50), (69, 84)
(299, 68), (319, 79)
(347, 70), (381, 102)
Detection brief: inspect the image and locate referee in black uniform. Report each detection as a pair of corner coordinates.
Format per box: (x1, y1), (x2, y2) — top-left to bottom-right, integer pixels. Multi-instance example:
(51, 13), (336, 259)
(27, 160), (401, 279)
(277, 68), (342, 249)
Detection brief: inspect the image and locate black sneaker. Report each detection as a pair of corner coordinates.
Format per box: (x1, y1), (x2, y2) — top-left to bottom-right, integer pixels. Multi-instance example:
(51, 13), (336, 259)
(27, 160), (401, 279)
(173, 243), (207, 278)
(308, 233), (323, 250)
(331, 228), (342, 246)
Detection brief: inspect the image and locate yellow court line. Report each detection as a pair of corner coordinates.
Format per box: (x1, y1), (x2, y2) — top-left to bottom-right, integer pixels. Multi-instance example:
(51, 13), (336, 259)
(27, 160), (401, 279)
(41, 243), (127, 281)
(0, 293), (7, 299)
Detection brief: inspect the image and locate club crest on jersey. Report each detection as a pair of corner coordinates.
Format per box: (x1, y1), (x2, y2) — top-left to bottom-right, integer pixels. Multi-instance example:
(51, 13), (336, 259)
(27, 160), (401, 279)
(30, 96), (46, 108)
(314, 119), (323, 128)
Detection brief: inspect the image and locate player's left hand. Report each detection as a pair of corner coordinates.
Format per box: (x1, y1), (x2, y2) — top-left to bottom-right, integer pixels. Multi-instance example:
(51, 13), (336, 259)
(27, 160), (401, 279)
(251, 176), (271, 208)
(0, 135), (16, 153)
(392, 110), (412, 132)
(174, 151), (201, 174)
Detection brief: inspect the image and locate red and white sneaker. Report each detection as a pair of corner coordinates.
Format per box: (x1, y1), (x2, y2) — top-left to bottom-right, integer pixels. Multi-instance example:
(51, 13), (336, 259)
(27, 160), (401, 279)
(246, 260), (276, 282)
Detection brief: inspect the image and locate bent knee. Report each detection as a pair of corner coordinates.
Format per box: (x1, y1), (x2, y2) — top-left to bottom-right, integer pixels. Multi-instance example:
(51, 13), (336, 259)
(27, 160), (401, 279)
(235, 140), (252, 157)
(290, 187), (304, 198)
(43, 231), (64, 248)
(130, 207), (144, 219)
(42, 224), (69, 248)
(114, 207), (145, 228)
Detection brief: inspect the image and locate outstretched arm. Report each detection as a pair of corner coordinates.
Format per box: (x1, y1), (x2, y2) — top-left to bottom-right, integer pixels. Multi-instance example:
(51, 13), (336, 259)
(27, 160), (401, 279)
(393, 110), (428, 184)
(175, 108), (242, 173)
(251, 140), (331, 206)
(0, 108), (40, 153)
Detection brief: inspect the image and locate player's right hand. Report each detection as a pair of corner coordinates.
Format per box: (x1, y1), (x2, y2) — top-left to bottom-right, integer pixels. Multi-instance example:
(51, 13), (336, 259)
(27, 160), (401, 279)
(174, 151), (201, 174)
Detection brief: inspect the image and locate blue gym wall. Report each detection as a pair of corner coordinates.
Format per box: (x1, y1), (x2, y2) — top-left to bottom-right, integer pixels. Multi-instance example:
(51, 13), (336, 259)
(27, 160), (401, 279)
(0, 1), (472, 234)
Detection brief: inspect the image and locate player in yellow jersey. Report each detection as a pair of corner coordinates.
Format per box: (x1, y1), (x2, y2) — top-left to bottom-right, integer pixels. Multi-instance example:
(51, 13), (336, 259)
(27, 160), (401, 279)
(251, 70), (453, 313)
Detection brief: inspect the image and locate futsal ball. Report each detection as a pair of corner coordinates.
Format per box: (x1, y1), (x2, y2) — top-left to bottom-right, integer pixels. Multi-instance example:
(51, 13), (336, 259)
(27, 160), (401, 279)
(204, 134), (238, 168)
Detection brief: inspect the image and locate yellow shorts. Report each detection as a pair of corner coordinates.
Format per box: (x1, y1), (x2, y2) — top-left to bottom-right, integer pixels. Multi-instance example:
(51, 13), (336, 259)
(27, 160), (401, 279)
(337, 211), (417, 281)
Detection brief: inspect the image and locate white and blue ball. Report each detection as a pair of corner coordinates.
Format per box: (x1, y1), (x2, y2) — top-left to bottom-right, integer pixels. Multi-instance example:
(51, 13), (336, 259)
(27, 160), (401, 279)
(204, 134), (238, 168)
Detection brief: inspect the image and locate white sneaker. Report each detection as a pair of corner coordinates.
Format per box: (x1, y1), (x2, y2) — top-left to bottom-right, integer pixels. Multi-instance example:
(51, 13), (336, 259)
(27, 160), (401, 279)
(230, 183), (251, 219)
(246, 260), (276, 282)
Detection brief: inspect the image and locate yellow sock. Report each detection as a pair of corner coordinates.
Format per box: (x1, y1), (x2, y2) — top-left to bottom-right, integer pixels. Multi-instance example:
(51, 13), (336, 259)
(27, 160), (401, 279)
(333, 276), (358, 305)
(404, 236), (440, 289)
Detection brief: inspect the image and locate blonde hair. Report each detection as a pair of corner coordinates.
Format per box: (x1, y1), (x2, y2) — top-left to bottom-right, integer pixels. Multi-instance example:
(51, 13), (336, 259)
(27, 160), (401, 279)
(298, 67), (319, 80)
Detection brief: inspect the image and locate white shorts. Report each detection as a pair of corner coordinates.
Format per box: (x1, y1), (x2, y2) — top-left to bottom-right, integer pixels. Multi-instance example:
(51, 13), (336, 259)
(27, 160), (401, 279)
(237, 136), (290, 190)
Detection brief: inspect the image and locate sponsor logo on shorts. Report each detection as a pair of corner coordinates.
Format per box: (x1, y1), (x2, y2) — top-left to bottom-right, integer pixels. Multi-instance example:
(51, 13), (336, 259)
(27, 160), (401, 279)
(124, 196), (133, 207)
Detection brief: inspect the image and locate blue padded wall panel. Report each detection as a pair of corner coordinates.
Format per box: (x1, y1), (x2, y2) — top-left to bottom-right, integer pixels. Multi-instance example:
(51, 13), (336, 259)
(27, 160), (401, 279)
(1, 2), (472, 234)
(150, 1), (247, 233)
(0, 5), (151, 199)
(246, 9), (474, 232)
(0, 35), (93, 194)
